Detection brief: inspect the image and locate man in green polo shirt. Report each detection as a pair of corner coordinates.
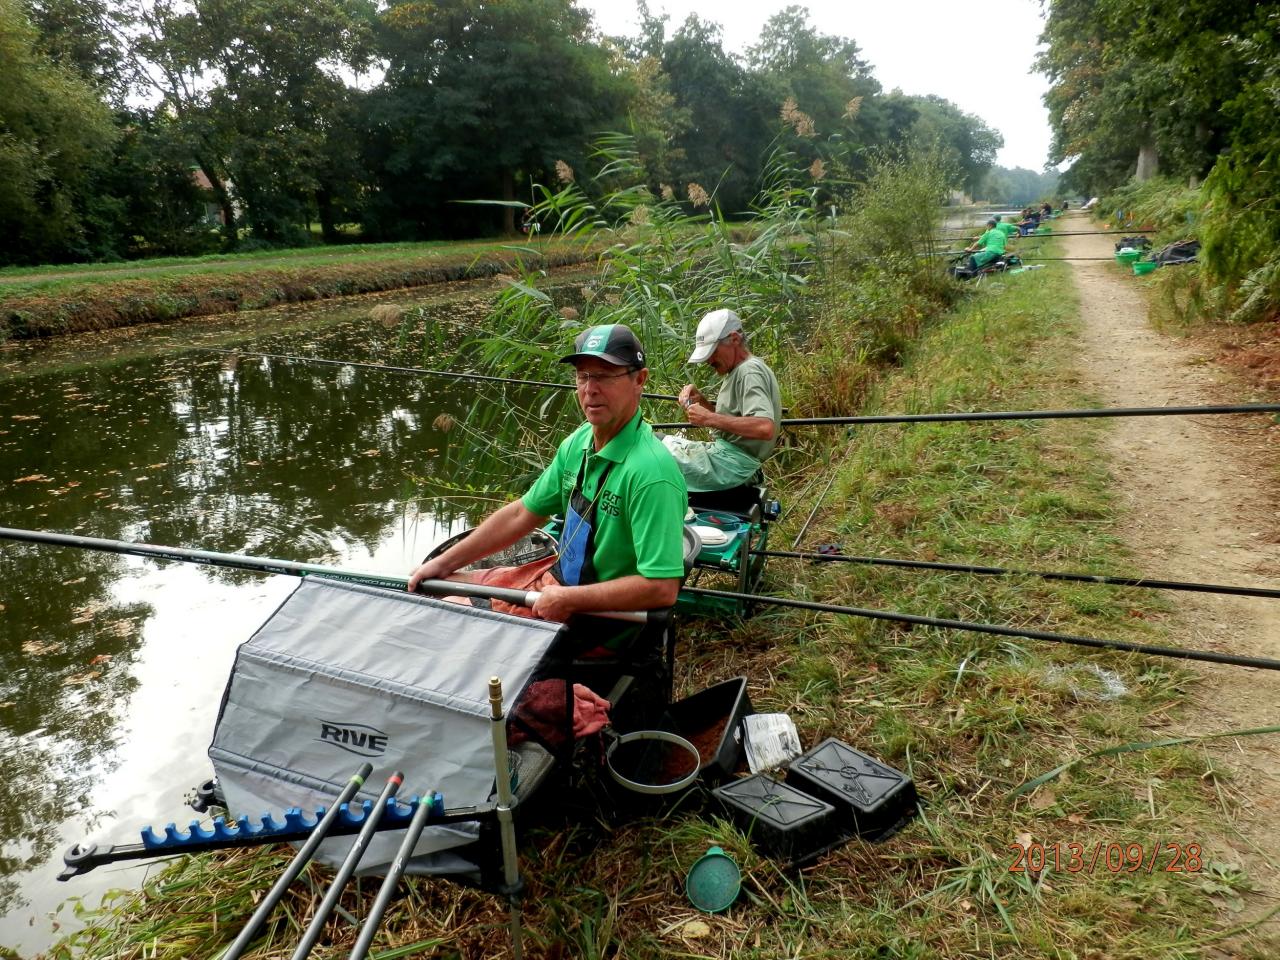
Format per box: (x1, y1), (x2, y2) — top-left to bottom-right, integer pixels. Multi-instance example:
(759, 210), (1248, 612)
(407, 324), (687, 621)
(963, 217), (1007, 272)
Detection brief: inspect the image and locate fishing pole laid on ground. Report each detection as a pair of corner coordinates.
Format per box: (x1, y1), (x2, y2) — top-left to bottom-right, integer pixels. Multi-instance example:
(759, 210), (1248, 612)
(680, 586), (1280, 672)
(290, 772), (405, 960)
(650, 401), (1280, 431)
(348, 789), (437, 960)
(0, 527), (651, 624)
(937, 230), (1158, 239)
(759, 548), (1280, 601)
(220, 765), (372, 960)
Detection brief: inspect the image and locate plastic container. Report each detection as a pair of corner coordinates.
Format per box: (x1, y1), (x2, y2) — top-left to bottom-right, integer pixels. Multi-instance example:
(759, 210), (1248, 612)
(685, 846), (741, 913)
(713, 774), (837, 862)
(668, 677), (755, 783)
(606, 730), (701, 795)
(1115, 249), (1141, 263)
(1133, 260), (1157, 276)
(786, 739), (917, 841)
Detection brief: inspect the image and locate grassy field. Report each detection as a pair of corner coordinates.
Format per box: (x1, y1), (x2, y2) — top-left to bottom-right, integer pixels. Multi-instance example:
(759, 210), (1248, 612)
(0, 236), (600, 340)
(43, 254), (1277, 959)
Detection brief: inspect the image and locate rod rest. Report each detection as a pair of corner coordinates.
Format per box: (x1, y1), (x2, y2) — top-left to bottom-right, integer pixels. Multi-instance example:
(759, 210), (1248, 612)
(140, 793), (447, 850)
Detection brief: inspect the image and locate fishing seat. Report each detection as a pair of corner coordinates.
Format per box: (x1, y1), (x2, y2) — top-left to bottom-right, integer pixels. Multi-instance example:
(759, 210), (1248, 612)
(687, 477), (767, 522)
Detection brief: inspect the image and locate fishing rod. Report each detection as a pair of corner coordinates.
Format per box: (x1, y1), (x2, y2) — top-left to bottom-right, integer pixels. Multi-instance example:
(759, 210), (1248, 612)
(760, 548), (1280, 601)
(0, 527), (652, 624)
(650, 401), (1280, 430)
(938, 230), (1157, 239)
(198, 348), (681, 402)
(682, 587), (1280, 671)
(347, 793), (437, 960)
(291, 772), (405, 960)
(221, 765), (372, 960)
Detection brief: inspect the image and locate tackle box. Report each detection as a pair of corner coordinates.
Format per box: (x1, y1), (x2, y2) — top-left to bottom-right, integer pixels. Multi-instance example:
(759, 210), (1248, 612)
(668, 676), (754, 783)
(712, 774), (837, 862)
(785, 738), (917, 841)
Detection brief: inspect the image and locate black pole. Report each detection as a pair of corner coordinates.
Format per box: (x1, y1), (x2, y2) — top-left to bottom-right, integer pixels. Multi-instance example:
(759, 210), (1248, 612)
(198, 348), (679, 402)
(680, 587), (1280, 671)
(758, 549), (1280, 601)
(938, 230), (1158, 238)
(290, 772), (404, 960)
(346, 793), (436, 960)
(221, 765), (372, 960)
(650, 402), (1280, 430)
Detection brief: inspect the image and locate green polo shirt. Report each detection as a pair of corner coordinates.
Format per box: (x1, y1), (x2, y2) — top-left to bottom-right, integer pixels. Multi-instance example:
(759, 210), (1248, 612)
(996, 222), (1019, 238)
(977, 227), (1007, 254)
(522, 410), (687, 582)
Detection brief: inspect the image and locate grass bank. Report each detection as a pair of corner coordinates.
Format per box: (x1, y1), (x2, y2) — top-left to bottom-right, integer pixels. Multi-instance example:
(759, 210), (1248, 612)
(44, 253), (1275, 959)
(0, 237), (601, 342)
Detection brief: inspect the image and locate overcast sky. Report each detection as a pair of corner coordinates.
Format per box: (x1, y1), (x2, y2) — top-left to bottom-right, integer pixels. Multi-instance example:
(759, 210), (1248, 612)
(579, 0), (1055, 172)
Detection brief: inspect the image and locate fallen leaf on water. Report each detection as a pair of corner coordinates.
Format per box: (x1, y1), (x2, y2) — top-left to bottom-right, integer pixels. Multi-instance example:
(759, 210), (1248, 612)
(64, 671), (101, 685)
(10, 414), (41, 421)
(23, 640), (64, 656)
(70, 615), (94, 624)
(362, 449), (381, 456)
(62, 577), (87, 586)
(15, 474), (52, 483)
(89, 654), (113, 665)
(0, 701), (14, 708)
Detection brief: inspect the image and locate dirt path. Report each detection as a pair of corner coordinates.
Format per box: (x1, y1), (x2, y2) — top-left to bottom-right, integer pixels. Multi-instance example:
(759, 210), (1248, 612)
(1063, 214), (1280, 913)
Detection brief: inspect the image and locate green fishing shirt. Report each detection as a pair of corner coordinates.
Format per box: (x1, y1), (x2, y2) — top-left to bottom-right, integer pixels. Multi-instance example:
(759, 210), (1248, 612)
(522, 410), (687, 581)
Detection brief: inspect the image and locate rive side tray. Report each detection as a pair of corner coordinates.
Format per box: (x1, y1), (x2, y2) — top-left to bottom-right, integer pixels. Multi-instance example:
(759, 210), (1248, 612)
(785, 738), (916, 841)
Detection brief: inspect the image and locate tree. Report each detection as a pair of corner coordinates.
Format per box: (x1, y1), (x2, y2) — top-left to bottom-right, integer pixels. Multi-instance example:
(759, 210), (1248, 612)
(0, 0), (117, 264)
(366, 0), (625, 238)
(122, 0), (376, 246)
(906, 95), (1002, 197)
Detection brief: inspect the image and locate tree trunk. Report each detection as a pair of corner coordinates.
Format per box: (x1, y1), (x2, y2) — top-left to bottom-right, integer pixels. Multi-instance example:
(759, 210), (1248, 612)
(316, 187), (339, 244)
(1135, 138), (1159, 182)
(201, 163), (238, 247)
(502, 170), (516, 235)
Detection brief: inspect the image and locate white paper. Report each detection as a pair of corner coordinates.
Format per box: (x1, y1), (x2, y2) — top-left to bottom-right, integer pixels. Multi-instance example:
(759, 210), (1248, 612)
(743, 713), (803, 774)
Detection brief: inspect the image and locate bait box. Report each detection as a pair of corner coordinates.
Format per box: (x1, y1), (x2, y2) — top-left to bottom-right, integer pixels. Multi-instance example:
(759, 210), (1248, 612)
(668, 677), (754, 783)
(785, 738), (916, 841)
(712, 774), (837, 862)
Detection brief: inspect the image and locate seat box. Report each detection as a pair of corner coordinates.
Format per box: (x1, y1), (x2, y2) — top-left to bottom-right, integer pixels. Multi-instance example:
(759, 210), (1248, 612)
(785, 738), (916, 841)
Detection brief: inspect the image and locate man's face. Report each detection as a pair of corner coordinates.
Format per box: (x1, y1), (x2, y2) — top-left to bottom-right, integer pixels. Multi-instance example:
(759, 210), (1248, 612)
(706, 335), (737, 375)
(573, 357), (646, 435)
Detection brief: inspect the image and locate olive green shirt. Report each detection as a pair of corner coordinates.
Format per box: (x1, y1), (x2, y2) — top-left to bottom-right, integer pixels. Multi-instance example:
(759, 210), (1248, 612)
(714, 355), (782, 462)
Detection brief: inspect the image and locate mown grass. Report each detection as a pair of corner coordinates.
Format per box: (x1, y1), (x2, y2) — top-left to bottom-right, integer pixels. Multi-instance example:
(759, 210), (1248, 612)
(0, 239), (603, 341)
(44, 249), (1277, 960)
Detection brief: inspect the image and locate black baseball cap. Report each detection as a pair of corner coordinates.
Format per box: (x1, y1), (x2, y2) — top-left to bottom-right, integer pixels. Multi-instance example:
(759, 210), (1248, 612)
(559, 324), (646, 369)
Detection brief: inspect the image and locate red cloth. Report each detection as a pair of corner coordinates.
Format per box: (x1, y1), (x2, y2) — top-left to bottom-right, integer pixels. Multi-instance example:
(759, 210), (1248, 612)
(441, 556), (559, 618)
(509, 679), (612, 747)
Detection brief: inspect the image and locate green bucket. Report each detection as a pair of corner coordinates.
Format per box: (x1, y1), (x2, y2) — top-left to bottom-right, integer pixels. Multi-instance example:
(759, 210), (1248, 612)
(1115, 249), (1141, 263)
(1133, 260), (1157, 276)
(686, 846), (741, 913)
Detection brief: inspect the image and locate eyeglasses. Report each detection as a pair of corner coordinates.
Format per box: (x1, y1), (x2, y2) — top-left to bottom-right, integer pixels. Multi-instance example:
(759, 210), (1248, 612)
(574, 370), (635, 386)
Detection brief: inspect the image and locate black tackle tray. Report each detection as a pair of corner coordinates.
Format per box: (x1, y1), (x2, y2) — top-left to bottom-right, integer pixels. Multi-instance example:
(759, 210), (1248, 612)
(712, 774), (837, 862)
(785, 738), (917, 841)
(668, 676), (754, 784)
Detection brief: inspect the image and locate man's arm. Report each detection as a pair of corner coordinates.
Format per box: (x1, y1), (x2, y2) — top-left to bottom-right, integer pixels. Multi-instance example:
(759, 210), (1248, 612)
(532, 575), (680, 621)
(407, 499), (545, 591)
(684, 404), (776, 440)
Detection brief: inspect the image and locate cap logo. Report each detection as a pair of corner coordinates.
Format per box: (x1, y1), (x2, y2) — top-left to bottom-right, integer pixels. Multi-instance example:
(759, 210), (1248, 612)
(636, 350), (644, 363)
(584, 335), (603, 349)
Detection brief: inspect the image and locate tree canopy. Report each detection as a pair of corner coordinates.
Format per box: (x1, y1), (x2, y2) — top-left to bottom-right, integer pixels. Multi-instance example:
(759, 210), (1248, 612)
(2, 0), (1008, 264)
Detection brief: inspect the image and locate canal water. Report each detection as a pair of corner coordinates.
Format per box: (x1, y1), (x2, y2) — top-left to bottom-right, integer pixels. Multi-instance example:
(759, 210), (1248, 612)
(0, 288), (583, 953)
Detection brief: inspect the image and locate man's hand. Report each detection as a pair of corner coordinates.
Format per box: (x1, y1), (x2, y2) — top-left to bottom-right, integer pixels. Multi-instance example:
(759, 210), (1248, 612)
(684, 402), (717, 427)
(407, 557), (453, 593)
(678, 384), (708, 411)
(530, 582), (577, 622)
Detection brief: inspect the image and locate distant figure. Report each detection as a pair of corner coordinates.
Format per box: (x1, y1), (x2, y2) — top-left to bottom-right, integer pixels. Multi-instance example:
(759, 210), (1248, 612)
(961, 217), (1007, 272)
(664, 309), (782, 493)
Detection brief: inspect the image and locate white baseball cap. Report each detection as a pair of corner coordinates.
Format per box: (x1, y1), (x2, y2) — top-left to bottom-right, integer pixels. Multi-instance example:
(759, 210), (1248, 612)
(687, 308), (743, 364)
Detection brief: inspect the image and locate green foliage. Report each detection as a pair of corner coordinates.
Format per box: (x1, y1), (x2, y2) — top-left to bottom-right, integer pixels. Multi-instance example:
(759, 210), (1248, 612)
(979, 166), (1062, 206)
(0, 0), (117, 265)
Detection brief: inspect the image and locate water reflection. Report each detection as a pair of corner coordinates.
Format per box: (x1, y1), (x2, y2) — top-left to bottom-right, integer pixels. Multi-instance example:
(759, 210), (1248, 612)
(0, 298), (581, 951)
